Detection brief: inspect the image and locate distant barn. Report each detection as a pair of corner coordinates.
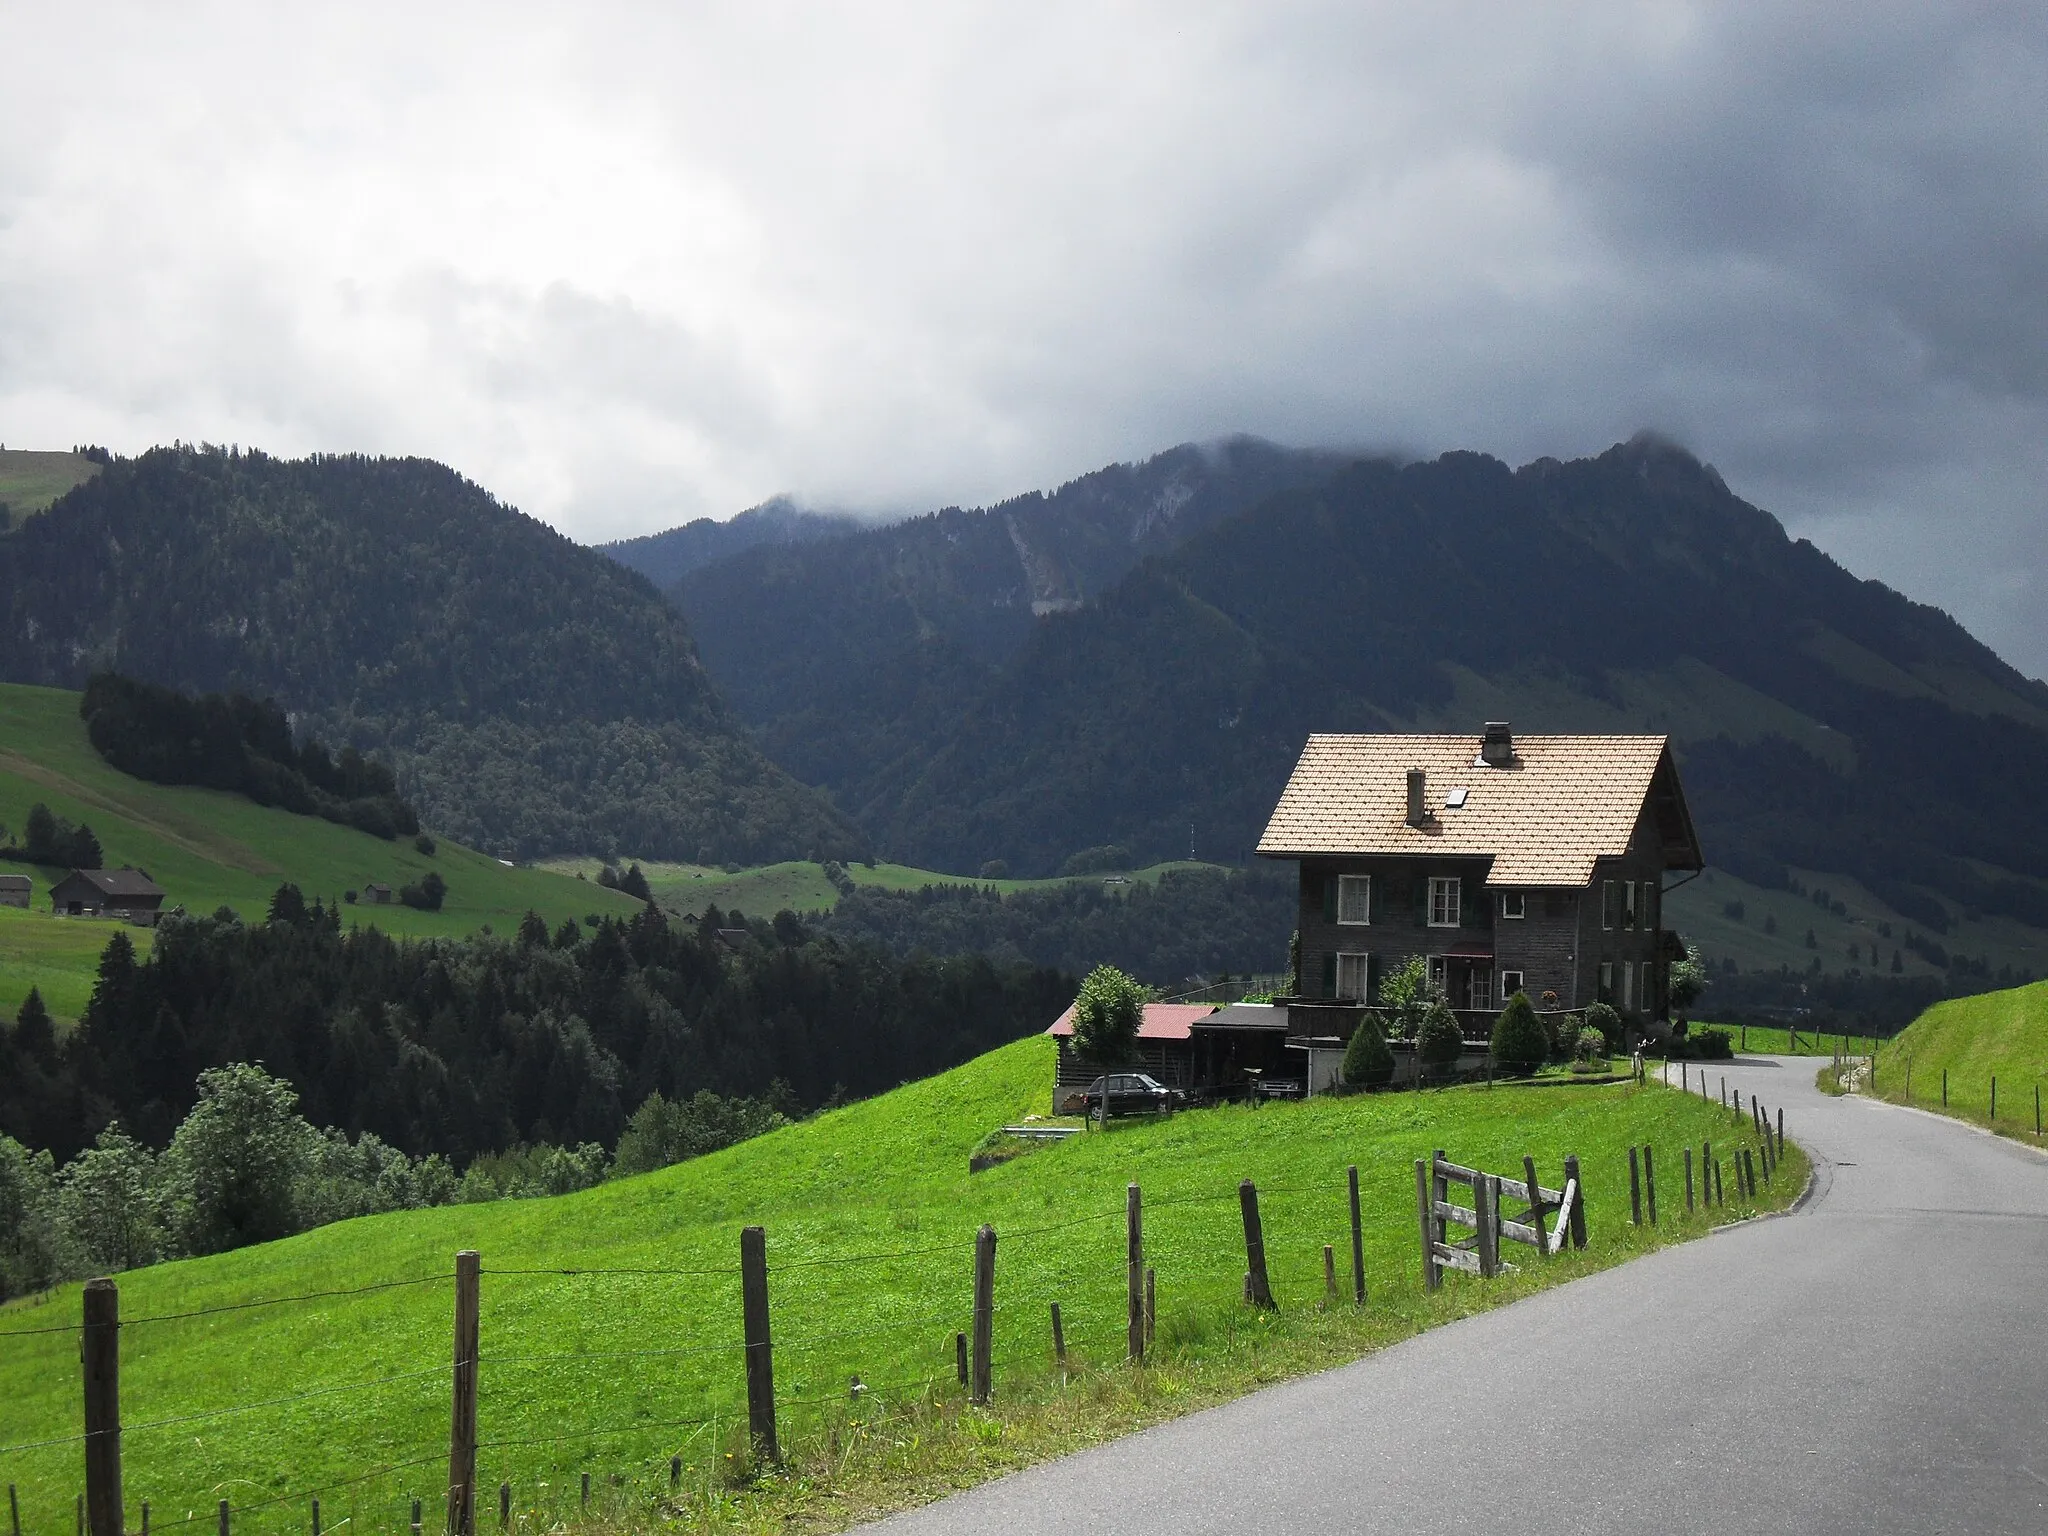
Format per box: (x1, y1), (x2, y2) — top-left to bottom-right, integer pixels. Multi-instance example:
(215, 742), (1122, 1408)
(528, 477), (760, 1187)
(0, 872), (30, 908)
(48, 867), (165, 925)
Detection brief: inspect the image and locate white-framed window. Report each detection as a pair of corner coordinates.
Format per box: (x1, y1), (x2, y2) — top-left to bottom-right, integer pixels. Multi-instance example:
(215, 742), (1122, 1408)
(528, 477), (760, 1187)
(1428, 876), (1461, 928)
(1602, 881), (1622, 930)
(1335, 952), (1371, 1002)
(1624, 883), (1640, 931)
(1598, 960), (1615, 1001)
(1621, 962), (1636, 1010)
(1337, 874), (1372, 925)
(1641, 881), (1658, 932)
(1499, 890), (1525, 920)
(1500, 968), (1526, 998)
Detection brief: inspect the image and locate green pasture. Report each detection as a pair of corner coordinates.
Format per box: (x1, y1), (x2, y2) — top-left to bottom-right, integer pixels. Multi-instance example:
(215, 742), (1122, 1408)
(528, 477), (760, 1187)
(1869, 978), (2048, 1137)
(1685, 1021), (1860, 1058)
(0, 1034), (1802, 1536)
(534, 854), (1231, 919)
(0, 449), (101, 524)
(0, 683), (642, 1023)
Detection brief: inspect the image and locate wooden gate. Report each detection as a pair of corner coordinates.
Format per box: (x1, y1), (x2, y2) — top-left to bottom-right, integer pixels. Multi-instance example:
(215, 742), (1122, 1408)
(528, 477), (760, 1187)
(1415, 1150), (1580, 1289)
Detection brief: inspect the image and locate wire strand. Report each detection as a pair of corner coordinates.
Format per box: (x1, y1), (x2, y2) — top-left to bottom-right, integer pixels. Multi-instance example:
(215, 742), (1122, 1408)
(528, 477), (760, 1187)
(122, 1367), (448, 1437)
(481, 1265), (737, 1280)
(122, 1275), (447, 1326)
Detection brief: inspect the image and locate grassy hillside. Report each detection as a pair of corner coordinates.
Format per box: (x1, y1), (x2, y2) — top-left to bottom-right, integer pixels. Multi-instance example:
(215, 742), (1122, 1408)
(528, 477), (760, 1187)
(0, 449), (101, 524)
(535, 855), (1230, 918)
(0, 683), (642, 1022)
(0, 1034), (1802, 1535)
(1870, 979), (2048, 1133)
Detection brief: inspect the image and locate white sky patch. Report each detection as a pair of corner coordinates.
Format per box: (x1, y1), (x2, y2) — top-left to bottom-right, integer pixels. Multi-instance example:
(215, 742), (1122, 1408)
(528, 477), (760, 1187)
(1, 1), (2044, 675)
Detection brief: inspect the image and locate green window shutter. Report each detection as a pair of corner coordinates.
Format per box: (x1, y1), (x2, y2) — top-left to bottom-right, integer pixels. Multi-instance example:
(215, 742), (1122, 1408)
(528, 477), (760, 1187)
(1458, 880), (1470, 927)
(1415, 878), (1429, 926)
(1320, 952), (1337, 998)
(1322, 876), (1338, 924)
(1363, 876), (1373, 925)
(1366, 952), (1382, 1004)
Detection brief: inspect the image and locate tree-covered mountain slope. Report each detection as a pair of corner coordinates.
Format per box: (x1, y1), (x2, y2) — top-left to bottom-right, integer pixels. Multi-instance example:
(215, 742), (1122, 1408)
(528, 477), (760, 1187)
(601, 495), (863, 590)
(669, 437), (1352, 801)
(682, 437), (2048, 957)
(0, 447), (864, 864)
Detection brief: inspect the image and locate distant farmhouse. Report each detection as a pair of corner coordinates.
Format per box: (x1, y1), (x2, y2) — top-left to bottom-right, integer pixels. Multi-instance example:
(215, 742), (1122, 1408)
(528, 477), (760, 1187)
(0, 872), (30, 908)
(49, 867), (166, 925)
(363, 882), (394, 905)
(1260, 722), (1703, 1034)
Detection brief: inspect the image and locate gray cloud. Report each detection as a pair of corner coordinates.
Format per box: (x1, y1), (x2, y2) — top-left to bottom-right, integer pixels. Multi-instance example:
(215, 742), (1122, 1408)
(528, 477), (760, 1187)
(1, 2), (2043, 673)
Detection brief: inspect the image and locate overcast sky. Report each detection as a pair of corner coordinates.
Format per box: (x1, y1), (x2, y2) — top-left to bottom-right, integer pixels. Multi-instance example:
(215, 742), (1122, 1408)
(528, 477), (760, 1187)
(3, 3), (2044, 675)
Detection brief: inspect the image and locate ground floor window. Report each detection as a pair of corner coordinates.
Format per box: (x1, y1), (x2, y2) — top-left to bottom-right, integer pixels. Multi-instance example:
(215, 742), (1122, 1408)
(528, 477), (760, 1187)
(1598, 960), (1615, 1002)
(1469, 969), (1493, 1011)
(1335, 952), (1371, 1002)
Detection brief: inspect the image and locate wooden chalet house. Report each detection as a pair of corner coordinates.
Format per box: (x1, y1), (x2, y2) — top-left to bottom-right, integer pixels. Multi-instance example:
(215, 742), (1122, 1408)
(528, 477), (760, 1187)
(1258, 723), (1703, 1043)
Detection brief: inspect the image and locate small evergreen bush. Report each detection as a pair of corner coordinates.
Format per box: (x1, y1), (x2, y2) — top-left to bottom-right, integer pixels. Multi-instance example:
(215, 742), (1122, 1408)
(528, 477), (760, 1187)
(1489, 991), (1548, 1074)
(1341, 1013), (1394, 1089)
(1584, 1000), (1624, 1054)
(1686, 1025), (1734, 1060)
(1416, 1000), (1464, 1079)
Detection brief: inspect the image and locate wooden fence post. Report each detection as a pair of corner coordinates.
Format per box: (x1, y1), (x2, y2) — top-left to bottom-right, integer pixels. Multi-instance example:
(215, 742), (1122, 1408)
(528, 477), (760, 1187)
(1776, 1108), (1784, 1159)
(1942, 1069), (1947, 1107)
(1415, 1160), (1439, 1291)
(498, 1483), (509, 1528)
(1991, 1077), (1998, 1122)
(1628, 1146), (1643, 1226)
(1562, 1154), (1586, 1248)
(81, 1277), (121, 1536)
(1713, 1157), (1724, 1206)
(1644, 1146), (1658, 1227)
(1050, 1304), (1066, 1369)
(1348, 1165), (1366, 1304)
(9, 1483), (19, 1536)
(739, 1226), (778, 1462)
(1477, 1176), (1501, 1278)
(1684, 1147), (1694, 1214)
(2036, 1086), (2041, 1138)
(217, 1500), (228, 1536)
(579, 1475), (588, 1513)
(410, 1497), (421, 1536)
(1322, 1245), (1337, 1306)
(1240, 1181), (1275, 1308)
(954, 1332), (968, 1386)
(1126, 1184), (1144, 1363)
(971, 1224), (996, 1404)
(448, 1250), (480, 1536)
(312, 1497), (321, 1536)
(1522, 1155), (1548, 1258)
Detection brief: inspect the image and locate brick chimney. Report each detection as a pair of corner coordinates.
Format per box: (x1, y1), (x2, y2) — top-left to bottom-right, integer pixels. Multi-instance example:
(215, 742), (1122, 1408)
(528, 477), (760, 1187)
(1406, 768), (1428, 827)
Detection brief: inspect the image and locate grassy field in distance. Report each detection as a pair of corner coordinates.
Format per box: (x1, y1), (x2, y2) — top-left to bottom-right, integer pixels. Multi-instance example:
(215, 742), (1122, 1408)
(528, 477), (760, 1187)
(0, 683), (642, 1022)
(1868, 978), (2048, 1138)
(0, 448), (102, 523)
(0, 1033), (1804, 1536)
(534, 854), (1232, 917)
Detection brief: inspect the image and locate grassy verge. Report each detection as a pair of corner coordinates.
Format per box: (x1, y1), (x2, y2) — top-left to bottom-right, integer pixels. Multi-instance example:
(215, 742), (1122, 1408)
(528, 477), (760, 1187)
(0, 1036), (1803, 1536)
(1866, 979), (2048, 1143)
(1685, 1020), (1871, 1057)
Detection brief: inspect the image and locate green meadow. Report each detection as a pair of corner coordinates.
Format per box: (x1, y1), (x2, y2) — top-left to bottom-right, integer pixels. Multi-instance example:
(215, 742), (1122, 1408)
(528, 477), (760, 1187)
(534, 855), (1229, 920)
(0, 1035), (1803, 1536)
(0, 449), (101, 523)
(0, 683), (643, 1023)
(1870, 978), (2048, 1137)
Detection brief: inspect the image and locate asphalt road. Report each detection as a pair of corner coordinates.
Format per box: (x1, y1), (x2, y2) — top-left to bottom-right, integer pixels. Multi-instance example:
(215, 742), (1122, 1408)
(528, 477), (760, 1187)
(866, 1055), (2048, 1535)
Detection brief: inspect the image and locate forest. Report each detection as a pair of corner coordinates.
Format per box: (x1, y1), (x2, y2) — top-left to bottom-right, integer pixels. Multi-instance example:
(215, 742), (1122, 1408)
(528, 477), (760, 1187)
(0, 445), (863, 864)
(80, 671), (421, 840)
(0, 891), (1071, 1165)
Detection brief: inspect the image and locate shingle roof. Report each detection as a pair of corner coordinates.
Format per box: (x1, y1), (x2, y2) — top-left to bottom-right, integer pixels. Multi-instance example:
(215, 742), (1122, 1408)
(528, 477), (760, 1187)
(1257, 732), (1690, 886)
(1046, 1003), (1217, 1041)
(72, 867), (164, 898)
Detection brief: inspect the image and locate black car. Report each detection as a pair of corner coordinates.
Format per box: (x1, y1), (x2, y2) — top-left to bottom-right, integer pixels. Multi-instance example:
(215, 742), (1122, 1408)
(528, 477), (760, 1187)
(1079, 1072), (1184, 1117)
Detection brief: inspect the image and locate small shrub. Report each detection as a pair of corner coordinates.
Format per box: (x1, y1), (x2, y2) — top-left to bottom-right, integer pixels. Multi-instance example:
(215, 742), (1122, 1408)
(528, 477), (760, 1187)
(414, 833), (436, 856)
(343, 889), (358, 904)
(1489, 991), (1547, 1074)
(1573, 1026), (1607, 1065)
(1341, 1013), (1393, 1088)
(399, 871), (446, 912)
(1584, 1000), (1624, 1054)
(1687, 1025), (1734, 1060)
(1416, 1000), (1463, 1079)
(979, 860), (1010, 881)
